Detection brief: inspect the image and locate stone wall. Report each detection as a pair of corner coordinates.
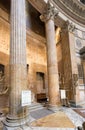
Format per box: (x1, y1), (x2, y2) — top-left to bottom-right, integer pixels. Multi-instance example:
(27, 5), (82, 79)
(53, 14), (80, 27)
(26, 1), (45, 37)
(26, 32), (47, 99)
(0, 13), (10, 108)
(0, 8), (47, 108)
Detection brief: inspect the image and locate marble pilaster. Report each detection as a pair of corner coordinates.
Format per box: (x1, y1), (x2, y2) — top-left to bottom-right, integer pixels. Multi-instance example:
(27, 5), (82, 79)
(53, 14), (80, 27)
(61, 21), (80, 106)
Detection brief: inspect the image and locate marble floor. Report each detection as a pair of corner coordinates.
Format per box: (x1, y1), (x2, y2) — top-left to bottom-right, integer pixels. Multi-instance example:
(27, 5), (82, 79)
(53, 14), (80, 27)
(0, 106), (85, 130)
(31, 111), (75, 128)
(29, 107), (85, 129)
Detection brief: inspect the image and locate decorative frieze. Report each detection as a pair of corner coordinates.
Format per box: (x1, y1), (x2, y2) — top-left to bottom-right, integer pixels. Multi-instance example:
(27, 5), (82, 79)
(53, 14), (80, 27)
(54, 0), (85, 17)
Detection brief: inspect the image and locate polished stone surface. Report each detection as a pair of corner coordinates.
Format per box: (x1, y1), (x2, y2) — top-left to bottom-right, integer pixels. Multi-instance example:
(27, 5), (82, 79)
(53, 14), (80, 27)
(30, 108), (54, 119)
(44, 9), (60, 105)
(1, 107), (85, 130)
(31, 111), (75, 128)
(60, 107), (85, 128)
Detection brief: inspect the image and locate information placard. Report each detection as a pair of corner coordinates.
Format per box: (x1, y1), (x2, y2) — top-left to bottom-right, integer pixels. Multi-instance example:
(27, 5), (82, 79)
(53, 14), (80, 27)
(60, 90), (66, 99)
(21, 90), (31, 106)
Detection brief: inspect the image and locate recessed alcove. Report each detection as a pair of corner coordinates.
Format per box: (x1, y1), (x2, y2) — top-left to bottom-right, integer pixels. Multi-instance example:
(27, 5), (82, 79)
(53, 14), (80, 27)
(80, 0), (85, 4)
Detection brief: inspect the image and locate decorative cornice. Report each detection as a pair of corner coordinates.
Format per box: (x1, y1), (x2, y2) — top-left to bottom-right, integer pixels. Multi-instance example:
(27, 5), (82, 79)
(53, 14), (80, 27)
(28, 0), (85, 26)
(40, 1), (59, 22)
(52, 0), (85, 25)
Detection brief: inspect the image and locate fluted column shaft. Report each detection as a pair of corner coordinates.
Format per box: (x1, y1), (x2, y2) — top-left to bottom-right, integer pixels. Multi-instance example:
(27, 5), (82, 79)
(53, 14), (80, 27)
(40, 2), (60, 106)
(10, 0), (28, 118)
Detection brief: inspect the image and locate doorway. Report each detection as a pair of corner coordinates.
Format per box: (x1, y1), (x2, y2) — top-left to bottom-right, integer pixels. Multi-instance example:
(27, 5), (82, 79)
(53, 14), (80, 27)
(36, 72), (47, 102)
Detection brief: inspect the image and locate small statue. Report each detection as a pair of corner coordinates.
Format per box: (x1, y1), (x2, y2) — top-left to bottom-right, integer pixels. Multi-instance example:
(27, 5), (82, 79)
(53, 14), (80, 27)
(0, 71), (8, 95)
(0, 71), (4, 92)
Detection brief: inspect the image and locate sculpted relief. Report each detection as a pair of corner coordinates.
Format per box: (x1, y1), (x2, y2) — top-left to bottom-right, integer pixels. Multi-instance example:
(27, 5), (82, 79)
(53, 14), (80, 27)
(0, 65), (9, 95)
(0, 71), (4, 92)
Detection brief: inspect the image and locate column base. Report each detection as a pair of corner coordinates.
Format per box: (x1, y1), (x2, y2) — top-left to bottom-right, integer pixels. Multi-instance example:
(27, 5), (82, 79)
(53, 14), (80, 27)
(47, 103), (61, 112)
(69, 100), (82, 108)
(3, 125), (31, 130)
(2, 115), (34, 130)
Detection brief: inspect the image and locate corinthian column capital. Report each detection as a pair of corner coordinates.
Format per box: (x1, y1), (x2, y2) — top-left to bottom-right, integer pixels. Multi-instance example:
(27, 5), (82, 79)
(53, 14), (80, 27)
(68, 21), (75, 32)
(62, 20), (76, 33)
(40, 1), (59, 22)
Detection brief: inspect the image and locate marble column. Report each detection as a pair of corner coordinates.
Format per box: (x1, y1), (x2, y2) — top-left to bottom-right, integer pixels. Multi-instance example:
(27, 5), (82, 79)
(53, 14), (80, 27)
(40, 2), (61, 107)
(3, 0), (28, 128)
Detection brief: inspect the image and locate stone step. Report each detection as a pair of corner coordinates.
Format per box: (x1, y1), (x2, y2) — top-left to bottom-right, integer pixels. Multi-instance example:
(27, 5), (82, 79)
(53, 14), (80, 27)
(19, 126), (77, 130)
(30, 108), (54, 120)
(28, 103), (44, 112)
(2, 125), (78, 130)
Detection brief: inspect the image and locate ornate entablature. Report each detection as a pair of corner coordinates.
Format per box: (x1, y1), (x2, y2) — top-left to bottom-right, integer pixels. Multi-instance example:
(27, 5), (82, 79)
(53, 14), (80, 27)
(53, 0), (85, 25)
(28, 0), (85, 27)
